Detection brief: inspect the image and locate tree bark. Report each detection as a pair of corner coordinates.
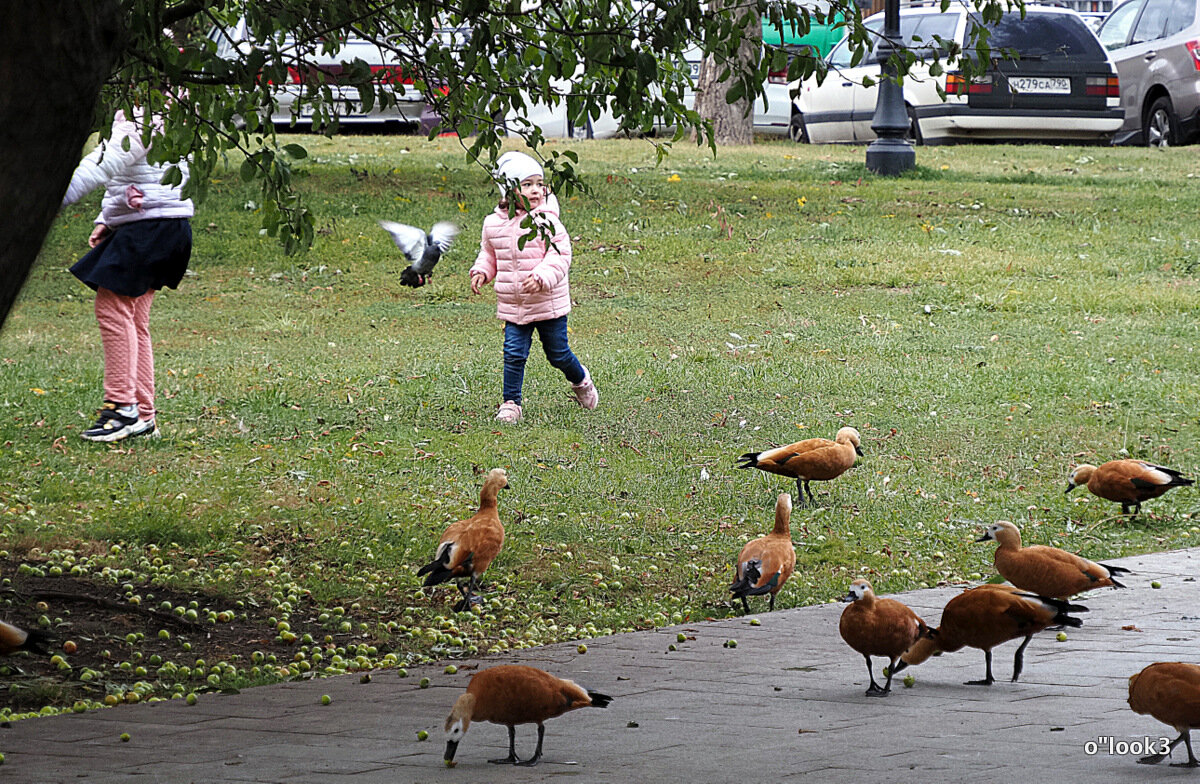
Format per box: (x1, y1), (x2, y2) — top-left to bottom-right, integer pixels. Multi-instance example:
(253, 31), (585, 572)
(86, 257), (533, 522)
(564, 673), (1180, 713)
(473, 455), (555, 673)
(0, 1), (124, 330)
(693, 0), (761, 146)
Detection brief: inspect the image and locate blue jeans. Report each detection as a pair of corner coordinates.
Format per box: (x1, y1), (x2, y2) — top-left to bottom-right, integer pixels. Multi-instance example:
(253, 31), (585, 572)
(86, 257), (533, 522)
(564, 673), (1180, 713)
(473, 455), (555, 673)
(503, 316), (585, 404)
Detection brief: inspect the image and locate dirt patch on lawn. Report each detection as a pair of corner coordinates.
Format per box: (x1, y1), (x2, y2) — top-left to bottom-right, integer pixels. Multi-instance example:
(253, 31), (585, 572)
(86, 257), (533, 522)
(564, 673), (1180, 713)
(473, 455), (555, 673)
(0, 557), (376, 715)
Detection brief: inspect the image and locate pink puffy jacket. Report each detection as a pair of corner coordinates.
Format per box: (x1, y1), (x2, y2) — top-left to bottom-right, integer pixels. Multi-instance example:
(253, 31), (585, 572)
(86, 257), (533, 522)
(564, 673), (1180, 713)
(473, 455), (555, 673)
(470, 195), (572, 325)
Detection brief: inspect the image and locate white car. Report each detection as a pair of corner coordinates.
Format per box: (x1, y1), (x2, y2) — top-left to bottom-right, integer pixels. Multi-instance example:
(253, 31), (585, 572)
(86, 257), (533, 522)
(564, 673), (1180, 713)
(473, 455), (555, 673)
(208, 19), (467, 129)
(791, 4), (1124, 145)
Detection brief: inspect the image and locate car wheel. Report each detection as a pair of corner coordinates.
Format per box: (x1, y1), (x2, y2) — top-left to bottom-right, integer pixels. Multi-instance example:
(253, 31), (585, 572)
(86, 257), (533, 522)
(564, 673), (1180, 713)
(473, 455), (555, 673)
(906, 107), (924, 146)
(788, 112), (809, 143)
(1144, 96), (1177, 148)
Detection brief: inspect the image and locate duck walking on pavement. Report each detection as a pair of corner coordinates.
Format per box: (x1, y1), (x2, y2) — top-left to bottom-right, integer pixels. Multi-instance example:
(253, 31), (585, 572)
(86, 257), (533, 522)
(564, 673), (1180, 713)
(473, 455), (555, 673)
(893, 584), (1087, 686)
(977, 520), (1130, 598)
(838, 579), (928, 697)
(443, 664), (613, 767)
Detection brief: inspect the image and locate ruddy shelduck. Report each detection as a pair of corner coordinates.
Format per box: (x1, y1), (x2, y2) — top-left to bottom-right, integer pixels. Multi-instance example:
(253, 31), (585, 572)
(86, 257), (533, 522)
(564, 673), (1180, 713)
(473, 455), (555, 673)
(736, 426), (862, 506)
(977, 520), (1130, 599)
(0, 619), (51, 656)
(838, 579), (928, 696)
(729, 493), (796, 613)
(893, 584), (1087, 686)
(417, 468), (509, 611)
(1066, 460), (1193, 516)
(443, 664), (612, 767)
(1128, 662), (1200, 767)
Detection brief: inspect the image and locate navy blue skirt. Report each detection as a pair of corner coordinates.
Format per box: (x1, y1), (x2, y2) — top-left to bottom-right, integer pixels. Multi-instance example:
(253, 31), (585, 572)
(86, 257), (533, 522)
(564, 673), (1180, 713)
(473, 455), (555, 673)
(70, 218), (192, 297)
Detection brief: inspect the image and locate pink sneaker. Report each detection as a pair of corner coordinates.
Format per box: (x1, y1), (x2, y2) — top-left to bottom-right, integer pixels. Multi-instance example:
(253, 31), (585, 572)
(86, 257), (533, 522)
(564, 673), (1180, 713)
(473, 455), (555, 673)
(495, 400), (523, 423)
(571, 368), (599, 410)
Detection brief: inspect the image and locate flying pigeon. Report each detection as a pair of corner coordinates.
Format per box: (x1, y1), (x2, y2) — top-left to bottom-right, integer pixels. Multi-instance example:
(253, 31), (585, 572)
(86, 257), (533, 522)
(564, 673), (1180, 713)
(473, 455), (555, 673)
(378, 220), (460, 287)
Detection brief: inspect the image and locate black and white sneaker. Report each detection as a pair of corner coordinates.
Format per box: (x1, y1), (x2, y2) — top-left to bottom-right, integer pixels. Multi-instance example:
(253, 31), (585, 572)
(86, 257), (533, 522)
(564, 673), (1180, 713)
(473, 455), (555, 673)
(81, 402), (140, 442)
(129, 418), (160, 439)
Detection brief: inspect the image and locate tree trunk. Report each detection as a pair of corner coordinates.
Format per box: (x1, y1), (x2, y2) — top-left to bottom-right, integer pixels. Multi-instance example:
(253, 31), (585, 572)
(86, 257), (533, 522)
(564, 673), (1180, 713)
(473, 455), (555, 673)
(0, 1), (124, 330)
(693, 0), (761, 146)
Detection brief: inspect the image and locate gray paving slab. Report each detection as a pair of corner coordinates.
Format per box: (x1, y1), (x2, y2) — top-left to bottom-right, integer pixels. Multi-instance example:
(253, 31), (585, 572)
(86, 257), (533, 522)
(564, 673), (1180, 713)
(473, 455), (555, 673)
(1, 546), (1197, 783)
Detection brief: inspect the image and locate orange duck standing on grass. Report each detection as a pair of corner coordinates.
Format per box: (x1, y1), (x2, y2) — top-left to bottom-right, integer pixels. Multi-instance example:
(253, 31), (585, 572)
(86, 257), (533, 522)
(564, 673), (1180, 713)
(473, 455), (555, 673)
(729, 493), (796, 613)
(418, 468), (509, 611)
(736, 426), (862, 507)
(1066, 459), (1192, 516)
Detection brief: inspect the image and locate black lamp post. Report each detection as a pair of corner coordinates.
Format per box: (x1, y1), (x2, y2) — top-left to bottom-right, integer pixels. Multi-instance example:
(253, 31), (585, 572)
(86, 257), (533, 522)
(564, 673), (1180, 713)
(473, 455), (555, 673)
(865, 0), (915, 175)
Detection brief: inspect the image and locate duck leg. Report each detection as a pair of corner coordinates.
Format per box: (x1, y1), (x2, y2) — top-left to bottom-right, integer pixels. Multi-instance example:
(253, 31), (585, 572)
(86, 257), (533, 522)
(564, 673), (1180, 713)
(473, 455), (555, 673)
(740, 596), (751, 614)
(1171, 731), (1199, 767)
(515, 723), (545, 767)
(1139, 731), (1195, 766)
(488, 725), (521, 764)
(768, 593), (776, 612)
(453, 575), (482, 612)
(965, 650), (996, 686)
(863, 655), (888, 696)
(794, 478), (808, 507)
(1010, 634), (1033, 682)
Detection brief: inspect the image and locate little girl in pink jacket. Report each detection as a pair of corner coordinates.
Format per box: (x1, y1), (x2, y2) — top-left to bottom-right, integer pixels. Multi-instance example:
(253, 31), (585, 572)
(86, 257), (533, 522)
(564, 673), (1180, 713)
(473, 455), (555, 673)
(470, 152), (597, 423)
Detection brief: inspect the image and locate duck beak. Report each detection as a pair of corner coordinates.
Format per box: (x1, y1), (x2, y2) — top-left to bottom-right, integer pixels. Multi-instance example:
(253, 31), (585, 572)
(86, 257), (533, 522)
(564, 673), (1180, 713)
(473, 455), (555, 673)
(1064, 482), (1076, 494)
(890, 659), (909, 674)
(840, 591), (856, 603)
(855, 445), (864, 457)
(975, 532), (990, 542)
(444, 739), (459, 763)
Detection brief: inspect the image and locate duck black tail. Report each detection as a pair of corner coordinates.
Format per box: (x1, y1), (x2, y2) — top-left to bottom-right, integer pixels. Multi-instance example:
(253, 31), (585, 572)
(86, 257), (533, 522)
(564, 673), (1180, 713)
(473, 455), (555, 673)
(23, 628), (53, 656)
(735, 452), (760, 470)
(729, 561), (763, 597)
(586, 690), (613, 709)
(417, 546), (456, 586)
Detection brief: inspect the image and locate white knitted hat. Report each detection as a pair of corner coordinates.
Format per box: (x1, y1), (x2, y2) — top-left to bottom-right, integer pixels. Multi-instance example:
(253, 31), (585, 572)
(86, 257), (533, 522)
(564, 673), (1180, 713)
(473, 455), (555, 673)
(495, 152), (543, 192)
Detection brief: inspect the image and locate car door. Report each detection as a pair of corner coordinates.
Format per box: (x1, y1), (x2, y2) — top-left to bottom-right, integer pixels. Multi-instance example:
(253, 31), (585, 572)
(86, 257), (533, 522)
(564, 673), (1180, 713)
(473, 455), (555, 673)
(796, 34), (869, 142)
(850, 11), (961, 141)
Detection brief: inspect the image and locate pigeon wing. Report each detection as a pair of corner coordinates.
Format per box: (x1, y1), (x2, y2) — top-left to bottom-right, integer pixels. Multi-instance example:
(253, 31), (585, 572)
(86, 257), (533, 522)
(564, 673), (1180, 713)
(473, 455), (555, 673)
(428, 222), (460, 254)
(378, 220), (427, 264)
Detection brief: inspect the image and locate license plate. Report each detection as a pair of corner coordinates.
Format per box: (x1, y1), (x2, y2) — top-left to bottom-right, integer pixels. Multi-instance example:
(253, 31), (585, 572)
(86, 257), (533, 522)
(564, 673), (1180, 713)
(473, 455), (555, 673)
(1007, 76), (1071, 95)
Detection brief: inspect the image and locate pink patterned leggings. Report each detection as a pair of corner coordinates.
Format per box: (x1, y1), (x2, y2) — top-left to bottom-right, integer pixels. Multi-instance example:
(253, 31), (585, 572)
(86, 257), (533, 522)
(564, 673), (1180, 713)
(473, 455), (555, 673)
(94, 287), (156, 421)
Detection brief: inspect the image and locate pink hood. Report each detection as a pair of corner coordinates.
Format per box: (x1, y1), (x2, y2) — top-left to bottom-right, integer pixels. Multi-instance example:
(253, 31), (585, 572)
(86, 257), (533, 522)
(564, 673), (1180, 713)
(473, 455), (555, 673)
(471, 194), (572, 325)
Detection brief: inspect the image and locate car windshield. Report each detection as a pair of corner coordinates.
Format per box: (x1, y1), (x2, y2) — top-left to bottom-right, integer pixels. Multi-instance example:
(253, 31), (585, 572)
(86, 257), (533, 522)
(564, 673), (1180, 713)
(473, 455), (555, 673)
(968, 11), (1108, 60)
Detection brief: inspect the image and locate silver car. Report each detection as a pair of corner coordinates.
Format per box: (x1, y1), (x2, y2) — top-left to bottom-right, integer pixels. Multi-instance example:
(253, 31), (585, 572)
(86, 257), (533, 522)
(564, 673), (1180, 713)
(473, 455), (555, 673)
(1098, 0), (1200, 145)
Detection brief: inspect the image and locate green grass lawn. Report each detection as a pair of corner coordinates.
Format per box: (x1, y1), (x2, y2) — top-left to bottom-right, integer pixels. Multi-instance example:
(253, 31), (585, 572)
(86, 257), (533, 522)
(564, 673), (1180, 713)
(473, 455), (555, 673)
(3, 135), (1199, 714)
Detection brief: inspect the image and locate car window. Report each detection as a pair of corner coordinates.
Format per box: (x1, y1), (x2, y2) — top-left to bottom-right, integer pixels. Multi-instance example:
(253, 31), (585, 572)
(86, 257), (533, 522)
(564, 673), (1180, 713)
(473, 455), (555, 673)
(1131, 0), (1173, 42)
(907, 12), (961, 55)
(969, 11), (1109, 60)
(1163, 0), (1197, 36)
(827, 18), (883, 67)
(1099, 0), (1145, 48)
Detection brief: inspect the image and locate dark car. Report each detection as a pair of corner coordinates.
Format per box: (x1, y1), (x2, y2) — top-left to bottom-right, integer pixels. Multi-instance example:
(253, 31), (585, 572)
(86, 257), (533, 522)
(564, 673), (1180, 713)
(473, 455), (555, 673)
(793, 5), (1124, 144)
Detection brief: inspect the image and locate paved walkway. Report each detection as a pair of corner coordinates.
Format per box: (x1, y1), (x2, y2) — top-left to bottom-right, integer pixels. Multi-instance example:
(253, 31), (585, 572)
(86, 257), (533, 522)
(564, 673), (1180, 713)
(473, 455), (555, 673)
(4, 547), (1199, 783)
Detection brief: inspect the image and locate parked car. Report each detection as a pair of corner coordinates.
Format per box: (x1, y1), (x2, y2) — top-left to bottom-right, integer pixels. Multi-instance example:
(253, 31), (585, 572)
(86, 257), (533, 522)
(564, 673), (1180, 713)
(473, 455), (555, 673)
(1096, 0), (1200, 146)
(791, 4), (1124, 145)
(207, 19), (467, 130)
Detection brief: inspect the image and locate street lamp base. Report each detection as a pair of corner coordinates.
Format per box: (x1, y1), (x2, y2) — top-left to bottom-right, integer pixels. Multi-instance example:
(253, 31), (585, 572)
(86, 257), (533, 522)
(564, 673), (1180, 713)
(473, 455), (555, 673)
(865, 137), (915, 176)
